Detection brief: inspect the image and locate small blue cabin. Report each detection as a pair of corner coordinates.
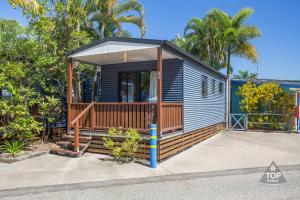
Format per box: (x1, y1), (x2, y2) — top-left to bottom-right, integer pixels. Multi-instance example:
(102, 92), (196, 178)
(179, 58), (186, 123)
(63, 37), (227, 160)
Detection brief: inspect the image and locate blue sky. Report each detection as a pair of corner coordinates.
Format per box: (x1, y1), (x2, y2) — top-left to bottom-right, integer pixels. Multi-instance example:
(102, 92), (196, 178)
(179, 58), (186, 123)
(1, 0), (300, 80)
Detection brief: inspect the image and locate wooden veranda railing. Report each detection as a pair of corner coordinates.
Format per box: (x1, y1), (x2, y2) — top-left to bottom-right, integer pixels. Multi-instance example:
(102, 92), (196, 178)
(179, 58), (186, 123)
(69, 102), (184, 151)
(70, 102), (158, 132)
(161, 102), (183, 133)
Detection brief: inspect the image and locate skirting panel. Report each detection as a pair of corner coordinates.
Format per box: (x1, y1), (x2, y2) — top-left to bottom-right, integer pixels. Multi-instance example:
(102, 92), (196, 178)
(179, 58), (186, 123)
(85, 123), (224, 161)
(158, 123), (225, 161)
(86, 135), (150, 159)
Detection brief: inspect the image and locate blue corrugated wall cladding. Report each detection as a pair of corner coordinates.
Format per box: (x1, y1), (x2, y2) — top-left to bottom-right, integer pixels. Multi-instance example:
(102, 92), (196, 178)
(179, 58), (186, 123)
(100, 59), (183, 102)
(162, 59), (183, 102)
(183, 61), (226, 133)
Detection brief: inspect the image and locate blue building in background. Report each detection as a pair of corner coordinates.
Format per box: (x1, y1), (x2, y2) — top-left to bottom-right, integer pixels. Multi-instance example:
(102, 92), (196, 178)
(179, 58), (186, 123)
(231, 79), (300, 114)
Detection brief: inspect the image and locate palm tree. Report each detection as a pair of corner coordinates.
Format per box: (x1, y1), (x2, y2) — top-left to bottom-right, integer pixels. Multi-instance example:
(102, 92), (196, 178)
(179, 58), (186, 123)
(222, 8), (260, 76)
(177, 8), (260, 76)
(183, 12), (226, 70)
(173, 34), (194, 53)
(233, 70), (257, 79)
(87, 0), (145, 38)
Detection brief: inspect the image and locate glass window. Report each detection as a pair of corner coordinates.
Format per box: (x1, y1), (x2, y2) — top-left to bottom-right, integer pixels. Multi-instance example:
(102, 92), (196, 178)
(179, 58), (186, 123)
(119, 72), (138, 102)
(212, 79), (216, 94)
(201, 75), (208, 97)
(118, 71), (153, 102)
(219, 82), (224, 94)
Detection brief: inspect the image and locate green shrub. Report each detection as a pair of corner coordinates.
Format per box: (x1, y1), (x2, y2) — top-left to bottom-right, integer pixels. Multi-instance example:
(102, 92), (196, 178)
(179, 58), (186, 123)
(103, 128), (142, 161)
(238, 82), (295, 131)
(0, 140), (24, 157)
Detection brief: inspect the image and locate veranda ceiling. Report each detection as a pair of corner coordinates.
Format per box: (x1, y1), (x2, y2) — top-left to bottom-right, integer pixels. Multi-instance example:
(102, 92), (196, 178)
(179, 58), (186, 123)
(68, 41), (178, 65)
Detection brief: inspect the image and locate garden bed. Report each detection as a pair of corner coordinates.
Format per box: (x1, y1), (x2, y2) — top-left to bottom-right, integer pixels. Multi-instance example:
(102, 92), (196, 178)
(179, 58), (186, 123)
(0, 142), (53, 163)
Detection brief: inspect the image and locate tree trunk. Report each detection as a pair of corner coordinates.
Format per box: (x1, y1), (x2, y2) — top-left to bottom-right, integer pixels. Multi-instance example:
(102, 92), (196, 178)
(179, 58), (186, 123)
(73, 62), (82, 102)
(227, 47), (231, 77)
(91, 69), (98, 101)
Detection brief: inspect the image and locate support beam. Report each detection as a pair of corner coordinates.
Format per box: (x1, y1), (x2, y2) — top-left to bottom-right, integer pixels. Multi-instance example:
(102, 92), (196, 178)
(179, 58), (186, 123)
(157, 47), (163, 137)
(90, 103), (95, 131)
(74, 121), (80, 152)
(67, 59), (73, 129)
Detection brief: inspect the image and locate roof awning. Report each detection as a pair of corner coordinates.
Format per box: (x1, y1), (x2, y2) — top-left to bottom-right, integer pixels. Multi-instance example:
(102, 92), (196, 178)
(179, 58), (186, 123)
(68, 41), (178, 65)
(67, 37), (227, 79)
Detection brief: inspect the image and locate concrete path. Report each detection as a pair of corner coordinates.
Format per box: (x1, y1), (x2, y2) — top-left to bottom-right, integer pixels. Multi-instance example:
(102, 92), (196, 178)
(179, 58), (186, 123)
(1, 131), (300, 190)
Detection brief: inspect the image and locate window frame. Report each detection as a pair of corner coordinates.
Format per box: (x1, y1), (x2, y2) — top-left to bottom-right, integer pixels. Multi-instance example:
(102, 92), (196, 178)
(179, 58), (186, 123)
(201, 75), (208, 97)
(211, 79), (216, 94)
(219, 82), (224, 94)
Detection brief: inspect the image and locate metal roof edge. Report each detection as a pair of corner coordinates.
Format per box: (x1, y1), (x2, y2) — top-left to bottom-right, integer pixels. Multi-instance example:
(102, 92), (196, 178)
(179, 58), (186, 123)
(231, 78), (300, 84)
(66, 37), (164, 57)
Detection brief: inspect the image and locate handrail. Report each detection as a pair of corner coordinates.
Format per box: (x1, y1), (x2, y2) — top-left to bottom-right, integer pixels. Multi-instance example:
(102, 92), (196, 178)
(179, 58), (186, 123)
(70, 102), (94, 152)
(70, 102), (95, 125)
(70, 102), (90, 105)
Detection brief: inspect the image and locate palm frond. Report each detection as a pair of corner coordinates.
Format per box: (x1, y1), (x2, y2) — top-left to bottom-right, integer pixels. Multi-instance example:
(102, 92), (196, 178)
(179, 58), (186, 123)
(118, 15), (145, 37)
(232, 8), (254, 27)
(184, 18), (204, 36)
(235, 43), (258, 62)
(236, 25), (261, 39)
(115, 0), (144, 16)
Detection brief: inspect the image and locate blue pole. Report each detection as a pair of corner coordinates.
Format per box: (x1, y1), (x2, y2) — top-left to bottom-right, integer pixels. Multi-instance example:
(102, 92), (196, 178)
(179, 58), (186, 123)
(149, 124), (157, 168)
(296, 93), (300, 133)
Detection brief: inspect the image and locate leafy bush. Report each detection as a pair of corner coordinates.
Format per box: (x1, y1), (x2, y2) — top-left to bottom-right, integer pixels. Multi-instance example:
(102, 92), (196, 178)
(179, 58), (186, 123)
(0, 61), (61, 143)
(0, 141), (24, 157)
(39, 96), (62, 141)
(104, 128), (142, 161)
(0, 19), (63, 145)
(238, 82), (295, 131)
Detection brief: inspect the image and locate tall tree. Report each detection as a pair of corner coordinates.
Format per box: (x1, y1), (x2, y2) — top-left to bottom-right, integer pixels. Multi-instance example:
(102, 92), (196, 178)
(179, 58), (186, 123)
(88, 0), (145, 38)
(183, 10), (228, 70)
(222, 8), (260, 76)
(177, 8), (260, 75)
(5, 0), (146, 102)
(51, 0), (93, 102)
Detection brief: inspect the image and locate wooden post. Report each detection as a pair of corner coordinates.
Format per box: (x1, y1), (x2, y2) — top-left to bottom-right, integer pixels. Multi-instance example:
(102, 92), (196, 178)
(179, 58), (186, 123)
(157, 47), (162, 138)
(67, 59), (73, 130)
(74, 121), (80, 152)
(90, 102), (95, 131)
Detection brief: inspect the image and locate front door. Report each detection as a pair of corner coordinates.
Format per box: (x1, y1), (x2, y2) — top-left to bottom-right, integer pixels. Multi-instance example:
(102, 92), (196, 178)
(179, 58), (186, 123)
(120, 72), (138, 102)
(119, 71), (156, 102)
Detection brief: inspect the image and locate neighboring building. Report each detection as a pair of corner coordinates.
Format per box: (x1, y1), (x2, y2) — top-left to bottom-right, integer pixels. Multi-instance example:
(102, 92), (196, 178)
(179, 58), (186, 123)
(231, 79), (300, 114)
(53, 37), (227, 160)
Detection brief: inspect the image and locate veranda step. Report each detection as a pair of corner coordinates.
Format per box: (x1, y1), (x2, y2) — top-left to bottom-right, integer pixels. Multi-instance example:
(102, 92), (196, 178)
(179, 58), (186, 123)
(51, 135), (92, 157)
(50, 147), (81, 157)
(56, 141), (86, 148)
(63, 135), (92, 141)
